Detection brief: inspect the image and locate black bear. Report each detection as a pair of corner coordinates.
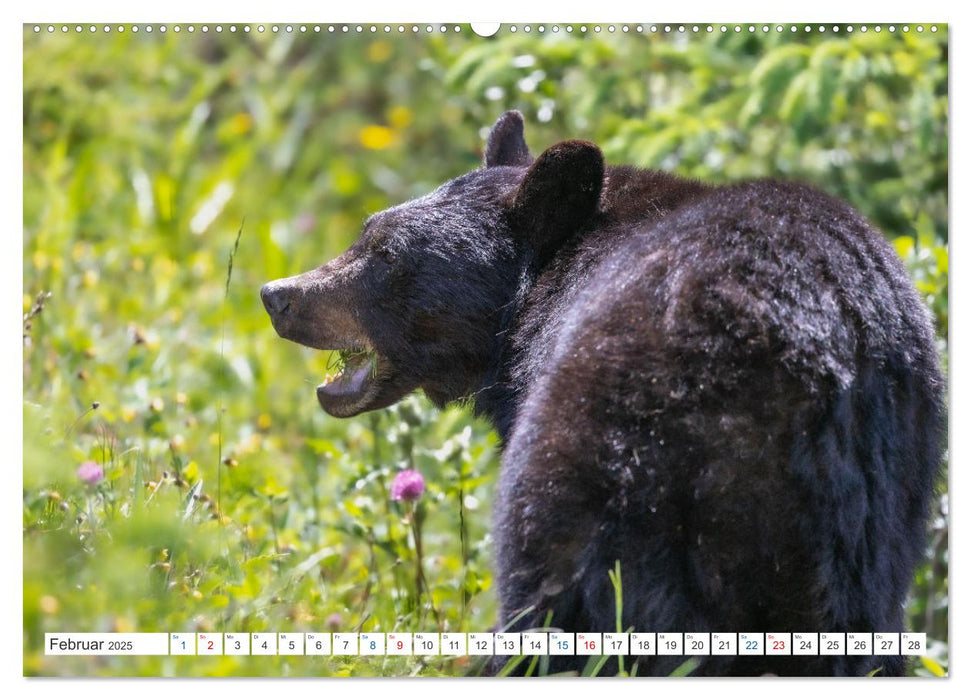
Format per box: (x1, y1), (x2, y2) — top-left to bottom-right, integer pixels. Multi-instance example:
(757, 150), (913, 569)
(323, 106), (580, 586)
(262, 111), (944, 676)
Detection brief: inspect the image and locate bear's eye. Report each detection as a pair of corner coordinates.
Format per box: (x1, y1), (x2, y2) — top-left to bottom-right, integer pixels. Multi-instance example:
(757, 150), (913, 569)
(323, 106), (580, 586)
(376, 246), (396, 265)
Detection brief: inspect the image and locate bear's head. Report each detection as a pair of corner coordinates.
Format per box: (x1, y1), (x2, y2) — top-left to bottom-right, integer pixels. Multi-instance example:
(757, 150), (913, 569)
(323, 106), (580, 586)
(262, 111), (604, 417)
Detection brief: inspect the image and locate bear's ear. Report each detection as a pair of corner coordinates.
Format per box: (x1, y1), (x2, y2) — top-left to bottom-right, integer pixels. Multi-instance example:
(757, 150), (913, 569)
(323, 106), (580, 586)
(512, 140), (604, 261)
(485, 110), (533, 168)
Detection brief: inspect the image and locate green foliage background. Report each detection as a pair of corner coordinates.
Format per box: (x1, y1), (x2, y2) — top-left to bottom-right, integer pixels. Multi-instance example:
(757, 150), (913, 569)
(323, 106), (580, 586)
(23, 24), (948, 676)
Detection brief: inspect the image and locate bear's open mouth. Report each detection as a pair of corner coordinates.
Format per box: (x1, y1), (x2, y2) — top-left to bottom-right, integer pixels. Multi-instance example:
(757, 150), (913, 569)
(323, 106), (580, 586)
(320, 349), (376, 394)
(316, 348), (383, 417)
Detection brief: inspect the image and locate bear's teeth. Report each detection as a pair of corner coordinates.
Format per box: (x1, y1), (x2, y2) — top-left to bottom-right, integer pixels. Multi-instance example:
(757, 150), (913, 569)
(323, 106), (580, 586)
(322, 369), (345, 386)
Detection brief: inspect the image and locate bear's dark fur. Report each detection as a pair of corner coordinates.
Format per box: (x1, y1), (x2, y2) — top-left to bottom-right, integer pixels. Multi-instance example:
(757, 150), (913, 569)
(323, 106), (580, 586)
(262, 111), (944, 676)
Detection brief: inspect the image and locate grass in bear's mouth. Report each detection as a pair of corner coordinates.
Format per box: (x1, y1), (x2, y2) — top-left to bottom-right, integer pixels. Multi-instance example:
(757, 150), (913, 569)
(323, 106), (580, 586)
(325, 348), (378, 381)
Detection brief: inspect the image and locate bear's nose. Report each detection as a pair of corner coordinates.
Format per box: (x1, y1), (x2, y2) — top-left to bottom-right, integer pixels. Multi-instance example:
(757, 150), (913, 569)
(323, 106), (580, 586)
(261, 282), (291, 318)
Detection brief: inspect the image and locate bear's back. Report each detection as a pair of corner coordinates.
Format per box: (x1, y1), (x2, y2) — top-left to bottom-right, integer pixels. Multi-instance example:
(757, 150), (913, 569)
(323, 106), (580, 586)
(568, 178), (939, 398)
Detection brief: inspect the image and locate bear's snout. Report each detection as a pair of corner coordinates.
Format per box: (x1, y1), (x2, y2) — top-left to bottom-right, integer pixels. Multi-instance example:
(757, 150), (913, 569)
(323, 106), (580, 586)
(260, 274), (372, 354)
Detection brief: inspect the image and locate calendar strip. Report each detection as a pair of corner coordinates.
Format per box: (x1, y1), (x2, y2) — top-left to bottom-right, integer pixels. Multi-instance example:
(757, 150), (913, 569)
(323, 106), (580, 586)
(44, 632), (927, 657)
